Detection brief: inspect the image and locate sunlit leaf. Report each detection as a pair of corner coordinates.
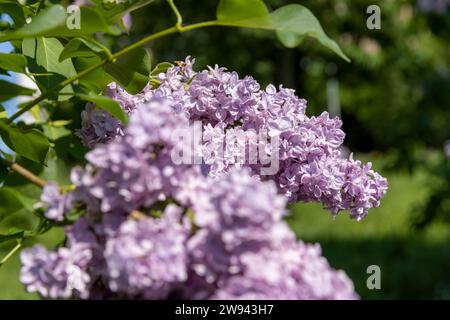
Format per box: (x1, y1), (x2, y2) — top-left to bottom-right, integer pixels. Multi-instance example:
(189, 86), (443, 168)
(0, 121), (50, 164)
(0, 53), (27, 73)
(105, 47), (151, 94)
(78, 93), (128, 124)
(270, 4), (349, 62)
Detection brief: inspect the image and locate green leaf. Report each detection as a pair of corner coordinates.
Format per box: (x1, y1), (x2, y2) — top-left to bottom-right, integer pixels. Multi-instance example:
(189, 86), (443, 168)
(78, 93), (128, 124)
(74, 56), (113, 93)
(0, 160), (8, 184)
(0, 230), (24, 243)
(0, 1), (26, 28)
(0, 104), (7, 119)
(0, 5), (120, 42)
(23, 37), (77, 78)
(42, 124), (71, 141)
(0, 5), (66, 42)
(0, 187), (33, 223)
(89, 0), (154, 20)
(56, 6), (120, 37)
(59, 38), (103, 62)
(215, 2), (348, 61)
(22, 37), (77, 96)
(105, 47), (151, 94)
(0, 79), (34, 102)
(0, 53), (27, 73)
(0, 121), (50, 164)
(270, 4), (349, 62)
(217, 0), (272, 28)
(151, 62), (173, 76)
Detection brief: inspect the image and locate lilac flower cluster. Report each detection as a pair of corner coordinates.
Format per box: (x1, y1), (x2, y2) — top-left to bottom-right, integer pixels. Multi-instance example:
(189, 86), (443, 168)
(21, 98), (357, 300)
(77, 57), (387, 220)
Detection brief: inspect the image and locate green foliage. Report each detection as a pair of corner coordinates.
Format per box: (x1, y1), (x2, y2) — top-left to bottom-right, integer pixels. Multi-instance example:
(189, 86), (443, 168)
(89, 0), (155, 21)
(216, 0), (349, 61)
(270, 4), (350, 62)
(78, 93), (129, 124)
(0, 1), (26, 28)
(0, 121), (50, 164)
(0, 5), (67, 42)
(0, 187), (33, 224)
(105, 47), (152, 94)
(73, 56), (113, 93)
(0, 5), (120, 41)
(0, 53), (27, 73)
(22, 37), (77, 96)
(0, 79), (34, 101)
(150, 62), (173, 76)
(217, 0), (272, 28)
(59, 38), (104, 62)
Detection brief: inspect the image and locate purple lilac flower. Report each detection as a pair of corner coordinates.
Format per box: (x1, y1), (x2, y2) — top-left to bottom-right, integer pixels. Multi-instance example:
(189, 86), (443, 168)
(21, 97), (358, 299)
(73, 98), (194, 215)
(104, 205), (190, 298)
(39, 182), (73, 221)
(212, 241), (357, 300)
(20, 243), (93, 299)
(182, 170), (356, 300)
(77, 58), (387, 220)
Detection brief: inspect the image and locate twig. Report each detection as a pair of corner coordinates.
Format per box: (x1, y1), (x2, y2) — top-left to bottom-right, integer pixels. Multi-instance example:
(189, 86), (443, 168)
(1, 158), (47, 188)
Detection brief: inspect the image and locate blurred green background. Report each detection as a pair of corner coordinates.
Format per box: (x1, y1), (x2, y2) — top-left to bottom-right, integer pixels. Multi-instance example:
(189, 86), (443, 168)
(1, 0), (450, 299)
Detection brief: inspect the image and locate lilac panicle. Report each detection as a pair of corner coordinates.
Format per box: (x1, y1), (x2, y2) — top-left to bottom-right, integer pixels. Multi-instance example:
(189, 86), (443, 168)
(77, 57), (387, 220)
(104, 205), (190, 298)
(39, 182), (73, 222)
(22, 97), (358, 300)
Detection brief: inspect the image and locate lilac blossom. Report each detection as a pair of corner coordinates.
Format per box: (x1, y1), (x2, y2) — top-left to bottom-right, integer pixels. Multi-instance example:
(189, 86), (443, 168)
(76, 58), (387, 220)
(213, 242), (357, 300)
(39, 183), (73, 221)
(20, 244), (92, 298)
(21, 97), (358, 299)
(104, 205), (190, 298)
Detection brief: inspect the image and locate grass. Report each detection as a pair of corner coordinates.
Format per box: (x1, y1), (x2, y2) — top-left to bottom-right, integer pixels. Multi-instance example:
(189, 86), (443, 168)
(1, 164), (449, 299)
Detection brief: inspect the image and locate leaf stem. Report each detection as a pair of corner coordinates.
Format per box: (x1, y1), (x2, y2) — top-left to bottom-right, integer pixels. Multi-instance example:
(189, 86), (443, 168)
(0, 241), (22, 268)
(87, 37), (114, 62)
(166, 0), (183, 30)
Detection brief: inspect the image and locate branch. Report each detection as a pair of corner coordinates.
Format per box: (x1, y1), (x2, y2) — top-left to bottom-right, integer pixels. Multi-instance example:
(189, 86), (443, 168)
(2, 158), (47, 188)
(7, 21), (220, 123)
